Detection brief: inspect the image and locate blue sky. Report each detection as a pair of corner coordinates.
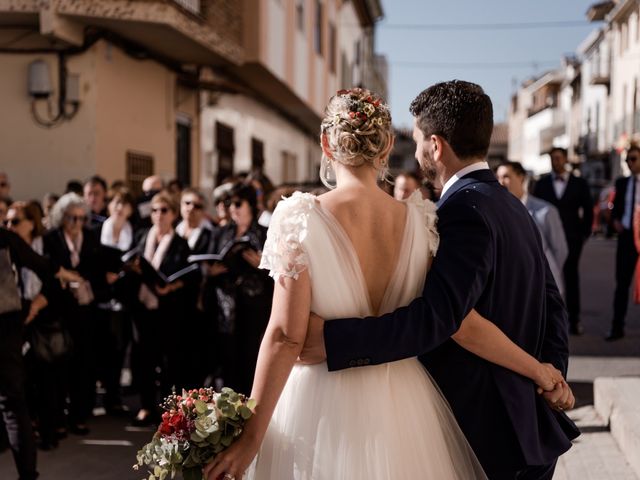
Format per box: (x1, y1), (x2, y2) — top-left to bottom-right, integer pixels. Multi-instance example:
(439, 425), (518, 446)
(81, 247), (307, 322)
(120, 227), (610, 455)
(376, 0), (599, 128)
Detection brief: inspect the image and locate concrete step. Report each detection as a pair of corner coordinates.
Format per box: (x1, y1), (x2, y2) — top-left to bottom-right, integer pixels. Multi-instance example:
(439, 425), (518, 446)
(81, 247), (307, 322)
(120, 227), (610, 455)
(554, 405), (639, 479)
(594, 377), (640, 478)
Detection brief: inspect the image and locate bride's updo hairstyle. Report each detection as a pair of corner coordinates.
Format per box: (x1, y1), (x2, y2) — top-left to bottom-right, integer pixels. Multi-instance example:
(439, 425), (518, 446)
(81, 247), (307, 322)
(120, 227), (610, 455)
(320, 87), (393, 188)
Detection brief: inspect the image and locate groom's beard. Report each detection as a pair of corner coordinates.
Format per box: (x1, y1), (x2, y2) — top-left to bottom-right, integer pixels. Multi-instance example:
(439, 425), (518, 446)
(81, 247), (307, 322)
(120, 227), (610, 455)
(419, 147), (437, 183)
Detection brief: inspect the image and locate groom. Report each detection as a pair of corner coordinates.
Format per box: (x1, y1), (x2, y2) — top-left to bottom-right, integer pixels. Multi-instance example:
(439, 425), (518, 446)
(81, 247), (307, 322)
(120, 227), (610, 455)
(301, 80), (579, 480)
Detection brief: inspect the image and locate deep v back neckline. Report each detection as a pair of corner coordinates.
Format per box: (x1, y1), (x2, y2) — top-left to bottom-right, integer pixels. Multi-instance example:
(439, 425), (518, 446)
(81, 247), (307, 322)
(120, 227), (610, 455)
(314, 199), (411, 316)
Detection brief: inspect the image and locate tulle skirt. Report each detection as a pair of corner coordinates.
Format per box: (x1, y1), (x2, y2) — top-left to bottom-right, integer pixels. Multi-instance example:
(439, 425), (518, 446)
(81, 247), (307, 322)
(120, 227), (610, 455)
(248, 358), (487, 479)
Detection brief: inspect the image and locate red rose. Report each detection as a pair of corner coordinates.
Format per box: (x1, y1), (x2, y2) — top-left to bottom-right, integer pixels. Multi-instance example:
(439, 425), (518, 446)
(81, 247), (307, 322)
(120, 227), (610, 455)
(337, 89), (349, 95)
(158, 420), (172, 436)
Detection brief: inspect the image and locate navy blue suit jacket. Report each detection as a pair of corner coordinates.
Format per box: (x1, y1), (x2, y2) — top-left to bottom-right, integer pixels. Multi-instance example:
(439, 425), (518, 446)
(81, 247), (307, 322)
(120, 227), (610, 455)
(324, 169), (579, 471)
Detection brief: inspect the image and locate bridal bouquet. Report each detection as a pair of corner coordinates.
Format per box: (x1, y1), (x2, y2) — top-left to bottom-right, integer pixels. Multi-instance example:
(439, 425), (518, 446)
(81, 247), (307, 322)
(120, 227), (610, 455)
(134, 387), (255, 480)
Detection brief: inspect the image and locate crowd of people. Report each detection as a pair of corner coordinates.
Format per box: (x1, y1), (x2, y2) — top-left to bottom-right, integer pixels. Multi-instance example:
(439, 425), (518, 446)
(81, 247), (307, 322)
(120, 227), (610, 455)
(0, 143), (638, 478)
(0, 170), (330, 480)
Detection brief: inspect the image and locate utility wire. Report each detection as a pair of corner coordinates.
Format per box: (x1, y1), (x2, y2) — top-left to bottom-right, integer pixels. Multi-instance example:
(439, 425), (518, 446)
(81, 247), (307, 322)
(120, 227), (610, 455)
(391, 60), (559, 69)
(377, 20), (594, 31)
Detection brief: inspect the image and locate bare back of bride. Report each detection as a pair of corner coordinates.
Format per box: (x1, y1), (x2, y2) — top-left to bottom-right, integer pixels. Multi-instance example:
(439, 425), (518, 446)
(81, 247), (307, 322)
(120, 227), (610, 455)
(204, 88), (486, 480)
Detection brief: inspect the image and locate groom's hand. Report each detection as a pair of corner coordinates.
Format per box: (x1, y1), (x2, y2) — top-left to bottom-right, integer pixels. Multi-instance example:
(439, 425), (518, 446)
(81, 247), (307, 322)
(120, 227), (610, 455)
(542, 380), (576, 412)
(298, 312), (327, 364)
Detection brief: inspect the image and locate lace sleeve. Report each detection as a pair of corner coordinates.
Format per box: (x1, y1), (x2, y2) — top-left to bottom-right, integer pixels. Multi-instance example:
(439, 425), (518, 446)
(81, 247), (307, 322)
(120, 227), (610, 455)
(407, 191), (440, 256)
(259, 192), (316, 281)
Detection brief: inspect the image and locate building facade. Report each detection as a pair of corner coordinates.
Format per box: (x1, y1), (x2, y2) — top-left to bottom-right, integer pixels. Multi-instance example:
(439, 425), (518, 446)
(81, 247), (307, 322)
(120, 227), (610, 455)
(0, 0), (387, 201)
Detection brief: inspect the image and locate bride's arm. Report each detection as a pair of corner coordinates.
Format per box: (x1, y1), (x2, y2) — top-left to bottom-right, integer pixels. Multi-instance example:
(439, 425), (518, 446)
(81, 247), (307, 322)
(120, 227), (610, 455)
(204, 270), (311, 480)
(452, 309), (562, 391)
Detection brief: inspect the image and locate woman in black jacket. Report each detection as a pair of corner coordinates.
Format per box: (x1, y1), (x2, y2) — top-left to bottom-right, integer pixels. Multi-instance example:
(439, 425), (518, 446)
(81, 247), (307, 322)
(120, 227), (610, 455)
(130, 191), (199, 426)
(43, 193), (105, 436)
(206, 183), (273, 395)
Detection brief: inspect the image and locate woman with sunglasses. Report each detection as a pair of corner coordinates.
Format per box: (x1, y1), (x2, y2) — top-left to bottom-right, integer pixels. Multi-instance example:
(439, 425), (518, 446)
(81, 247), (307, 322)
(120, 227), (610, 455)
(43, 193), (105, 436)
(206, 182), (273, 394)
(6, 201), (65, 450)
(129, 191), (199, 426)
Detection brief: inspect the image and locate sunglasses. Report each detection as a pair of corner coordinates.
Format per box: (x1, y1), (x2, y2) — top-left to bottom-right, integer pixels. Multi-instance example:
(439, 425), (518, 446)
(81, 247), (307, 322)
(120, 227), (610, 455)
(151, 207), (170, 214)
(183, 200), (204, 210)
(226, 199), (246, 208)
(3, 218), (22, 227)
(65, 214), (86, 224)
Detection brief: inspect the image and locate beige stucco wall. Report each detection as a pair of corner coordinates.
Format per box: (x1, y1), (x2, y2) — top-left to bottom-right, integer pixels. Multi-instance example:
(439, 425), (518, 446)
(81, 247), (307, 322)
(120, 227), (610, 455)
(201, 93), (321, 188)
(0, 49), (97, 201)
(93, 40), (176, 184)
(0, 39), (198, 201)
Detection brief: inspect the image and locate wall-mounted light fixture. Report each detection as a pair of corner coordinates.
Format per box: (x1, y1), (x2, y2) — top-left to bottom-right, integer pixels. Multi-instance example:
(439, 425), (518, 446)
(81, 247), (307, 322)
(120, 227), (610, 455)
(28, 53), (80, 128)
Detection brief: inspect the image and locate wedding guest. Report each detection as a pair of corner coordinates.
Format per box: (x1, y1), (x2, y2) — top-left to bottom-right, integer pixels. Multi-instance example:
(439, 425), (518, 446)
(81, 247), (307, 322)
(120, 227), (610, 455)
(393, 171), (421, 200)
(83, 176), (109, 234)
(212, 183), (233, 227)
(0, 197), (8, 224)
(130, 191), (198, 426)
(167, 179), (183, 200)
(176, 188), (215, 386)
(497, 161), (569, 297)
(177, 189), (214, 254)
(207, 183), (273, 394)
(96, 189), (136, 413)
(607, 145), (640, 340)
(420, 179), (439, 201)
(246, 170), (275, 227)
(44, 193), (105, 435)
(533, 147), (593, 335)
(41, 193), (59, 230)
(0, 172), (11, 200)
(6, 201), (66, 450)
(134, 175), (164, 231)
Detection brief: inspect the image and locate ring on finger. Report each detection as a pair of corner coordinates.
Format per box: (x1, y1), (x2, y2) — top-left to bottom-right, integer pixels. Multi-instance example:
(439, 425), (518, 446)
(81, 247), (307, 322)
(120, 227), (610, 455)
(223, 474), (236, 480)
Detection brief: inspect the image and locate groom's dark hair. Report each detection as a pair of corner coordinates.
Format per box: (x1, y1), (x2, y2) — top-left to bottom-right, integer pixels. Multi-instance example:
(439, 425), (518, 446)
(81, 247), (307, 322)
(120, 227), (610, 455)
(410, 80), (493, 161)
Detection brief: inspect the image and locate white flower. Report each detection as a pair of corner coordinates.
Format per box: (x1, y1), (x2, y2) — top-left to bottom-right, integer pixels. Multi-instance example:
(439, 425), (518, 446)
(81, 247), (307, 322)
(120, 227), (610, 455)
(332, 114), (341, 126)
(363, 103), (375, 116)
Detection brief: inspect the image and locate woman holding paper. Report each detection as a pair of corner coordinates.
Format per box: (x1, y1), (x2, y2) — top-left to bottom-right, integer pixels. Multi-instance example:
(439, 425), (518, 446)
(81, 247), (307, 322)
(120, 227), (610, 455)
(207, 183), (273, 394)
(130, 191), (199, 426)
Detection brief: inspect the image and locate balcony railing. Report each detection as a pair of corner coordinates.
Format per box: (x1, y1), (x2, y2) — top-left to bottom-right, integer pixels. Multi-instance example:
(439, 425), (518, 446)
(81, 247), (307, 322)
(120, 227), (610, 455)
(172, 0), (201, 14)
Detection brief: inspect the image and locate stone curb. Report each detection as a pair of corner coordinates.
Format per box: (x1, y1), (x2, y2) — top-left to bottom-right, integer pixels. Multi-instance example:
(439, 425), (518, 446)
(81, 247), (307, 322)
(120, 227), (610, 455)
(594, 377), (640, 478)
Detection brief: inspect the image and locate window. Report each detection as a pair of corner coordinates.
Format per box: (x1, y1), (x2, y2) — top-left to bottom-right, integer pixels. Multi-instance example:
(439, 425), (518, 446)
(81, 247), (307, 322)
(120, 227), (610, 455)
(126, 151), (154, 196)
(282, 151), (298, 183)
(621, 22), (628, 53)
(329, 23), (336, 74)
(355, 39), (361, 66)
(176, 117), (191, 187)
(251, 137), (265, 170)
(296, 0), (304, 32)
(314, 0), (323, 56)
(215, 122), (235, 186)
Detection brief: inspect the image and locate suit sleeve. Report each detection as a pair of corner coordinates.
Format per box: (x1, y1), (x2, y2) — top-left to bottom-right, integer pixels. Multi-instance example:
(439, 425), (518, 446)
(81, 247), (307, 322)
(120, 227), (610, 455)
(540, 258), (570, 376)
(324, 200), (493, 371)
(611, 178), (625, 222)
(546, 206), (568, 268)
(580, 179), (594, 238)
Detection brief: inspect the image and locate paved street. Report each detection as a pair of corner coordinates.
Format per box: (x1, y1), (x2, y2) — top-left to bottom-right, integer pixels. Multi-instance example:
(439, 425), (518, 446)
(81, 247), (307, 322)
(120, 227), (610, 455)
(1, 236), (639, 479)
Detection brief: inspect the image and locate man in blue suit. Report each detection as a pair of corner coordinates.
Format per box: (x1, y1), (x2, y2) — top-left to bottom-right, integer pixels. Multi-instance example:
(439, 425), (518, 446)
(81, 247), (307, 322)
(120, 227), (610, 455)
(300, 81), (578, 479)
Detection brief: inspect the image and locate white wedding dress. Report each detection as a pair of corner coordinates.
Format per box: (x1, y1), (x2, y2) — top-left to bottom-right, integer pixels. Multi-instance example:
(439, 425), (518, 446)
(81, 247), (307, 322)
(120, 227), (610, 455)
(251, 191), (486, 480)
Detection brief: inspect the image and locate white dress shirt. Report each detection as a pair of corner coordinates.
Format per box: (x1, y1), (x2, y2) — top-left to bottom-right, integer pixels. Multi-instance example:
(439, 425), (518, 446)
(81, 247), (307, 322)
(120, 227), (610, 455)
(552, 172), (570, 199)
(440, 161), (490, 198)
(622, 175), (640, 230)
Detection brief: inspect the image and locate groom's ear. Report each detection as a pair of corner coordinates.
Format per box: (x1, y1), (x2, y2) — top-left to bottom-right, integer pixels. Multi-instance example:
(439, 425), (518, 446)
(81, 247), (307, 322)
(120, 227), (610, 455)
(431, 134), (444, 162)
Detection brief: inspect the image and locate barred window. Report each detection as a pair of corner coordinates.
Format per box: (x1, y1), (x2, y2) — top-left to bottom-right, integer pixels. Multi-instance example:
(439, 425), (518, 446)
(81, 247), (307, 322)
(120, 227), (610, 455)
(126, 151), (154, 196)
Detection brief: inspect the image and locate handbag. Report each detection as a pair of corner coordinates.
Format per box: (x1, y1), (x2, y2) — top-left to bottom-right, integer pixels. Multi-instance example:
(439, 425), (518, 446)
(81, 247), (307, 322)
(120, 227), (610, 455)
(0, 247), (22, 315)
(29, 320), (73, 363)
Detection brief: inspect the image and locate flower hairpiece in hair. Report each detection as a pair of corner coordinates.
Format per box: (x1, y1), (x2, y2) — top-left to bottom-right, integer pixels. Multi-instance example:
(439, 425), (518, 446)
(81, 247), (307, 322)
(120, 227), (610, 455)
(332, 88), (389, 130)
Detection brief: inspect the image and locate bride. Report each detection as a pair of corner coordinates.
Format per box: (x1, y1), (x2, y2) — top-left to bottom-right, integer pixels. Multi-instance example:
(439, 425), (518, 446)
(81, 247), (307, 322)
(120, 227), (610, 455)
(204, 88), (562, 480)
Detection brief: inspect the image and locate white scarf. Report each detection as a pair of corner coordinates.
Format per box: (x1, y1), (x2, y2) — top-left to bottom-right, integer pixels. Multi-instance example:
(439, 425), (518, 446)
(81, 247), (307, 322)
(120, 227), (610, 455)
(175, 219), (212, 250)
(64, 230), (83, 268)
(21, 236), (43, 301)
(63, 230), (94, 305)
(101, 216), (133, 251)
(138, 225), (174, 310)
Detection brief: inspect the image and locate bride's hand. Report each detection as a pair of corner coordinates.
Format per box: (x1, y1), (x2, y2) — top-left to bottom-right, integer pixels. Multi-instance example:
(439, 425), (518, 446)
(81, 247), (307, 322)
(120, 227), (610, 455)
(203, 436), (259, 480)
(534, 362), (564, 393)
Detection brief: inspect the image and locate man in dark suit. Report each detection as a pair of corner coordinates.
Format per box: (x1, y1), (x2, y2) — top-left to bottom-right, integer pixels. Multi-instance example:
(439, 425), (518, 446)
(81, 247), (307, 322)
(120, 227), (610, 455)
(608, 145), (640, 340)
(300, 81), (578, 480)
(533, 148), (593, 335)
